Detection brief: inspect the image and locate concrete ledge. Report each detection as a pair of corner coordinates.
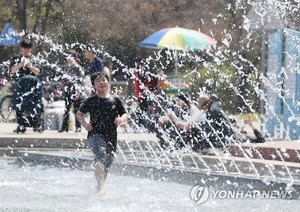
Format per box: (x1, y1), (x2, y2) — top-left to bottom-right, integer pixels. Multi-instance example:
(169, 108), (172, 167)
(228, 142), (300, 163)
(1, 122), (300, 165)
(3, 137), (300, 165)
(17, 150), (93, 170)
(0, 137), (88, 149)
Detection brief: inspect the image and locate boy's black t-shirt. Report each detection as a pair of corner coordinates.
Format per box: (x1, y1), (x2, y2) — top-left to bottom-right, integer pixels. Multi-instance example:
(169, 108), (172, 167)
(79, 95), (126, 152)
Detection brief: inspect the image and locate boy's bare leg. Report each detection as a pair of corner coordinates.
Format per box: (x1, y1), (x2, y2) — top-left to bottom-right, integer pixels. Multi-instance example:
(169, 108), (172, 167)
(94, 161), (106, 197)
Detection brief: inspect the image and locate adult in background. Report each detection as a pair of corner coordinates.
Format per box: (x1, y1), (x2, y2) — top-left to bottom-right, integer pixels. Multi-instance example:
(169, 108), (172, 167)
(10, 39), (43, 133)
(84, 44), (111, 96)
(230, 115), (265, 144)
(84, 43), (106, 76)
(156, 93), (191, 149)
(133, 57), (156, 113)
(58, 50), (85, 133)
(195, 95), (233, 154)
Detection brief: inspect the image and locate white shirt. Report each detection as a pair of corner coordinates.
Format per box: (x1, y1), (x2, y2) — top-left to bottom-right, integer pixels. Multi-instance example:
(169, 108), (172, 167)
(189, 105), (206, 123)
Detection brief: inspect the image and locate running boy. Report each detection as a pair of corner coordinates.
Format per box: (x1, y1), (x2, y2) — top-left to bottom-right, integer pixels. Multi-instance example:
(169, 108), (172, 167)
(76, 72), (128, 197)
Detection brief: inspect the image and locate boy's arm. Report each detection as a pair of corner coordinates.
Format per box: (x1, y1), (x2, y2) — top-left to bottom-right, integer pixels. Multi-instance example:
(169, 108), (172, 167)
(114, 113), (128, 125)
(121, 113), (128, 122)
(76, 111), (93, 131)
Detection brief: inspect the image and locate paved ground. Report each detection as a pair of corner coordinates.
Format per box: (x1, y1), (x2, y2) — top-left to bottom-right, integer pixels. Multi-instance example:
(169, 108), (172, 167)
(0, 122), (158, 141)
(1, 122), (300, 150)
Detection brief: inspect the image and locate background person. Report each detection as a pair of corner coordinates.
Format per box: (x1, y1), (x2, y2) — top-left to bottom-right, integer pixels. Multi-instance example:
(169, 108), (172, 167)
(156, 93), (191, 149)
(84, 43), (105, 76)
(230, 115), (265, 144)
(10, 39), (43, 133)
(10, 39), (40, 77)
(58, 50), (85, 133)
(133, 57), (149, 113)
(186, 95), (234, 154)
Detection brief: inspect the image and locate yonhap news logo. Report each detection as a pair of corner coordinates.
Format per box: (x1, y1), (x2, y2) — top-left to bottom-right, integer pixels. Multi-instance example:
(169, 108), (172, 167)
(190, 184), (293, 205)
(190, 185), (210, 205)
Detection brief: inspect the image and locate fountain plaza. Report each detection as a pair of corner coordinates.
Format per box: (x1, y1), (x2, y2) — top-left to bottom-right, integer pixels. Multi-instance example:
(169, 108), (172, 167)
(0, 120), (299, 211)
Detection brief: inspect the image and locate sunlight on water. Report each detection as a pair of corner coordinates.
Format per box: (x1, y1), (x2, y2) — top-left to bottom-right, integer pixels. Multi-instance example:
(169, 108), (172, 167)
(0, 159), (298, 212)
(1, 2), (300, 209)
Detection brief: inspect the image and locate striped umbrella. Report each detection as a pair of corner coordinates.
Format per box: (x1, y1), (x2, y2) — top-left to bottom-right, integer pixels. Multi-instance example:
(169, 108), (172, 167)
(139, 27), (217, 51)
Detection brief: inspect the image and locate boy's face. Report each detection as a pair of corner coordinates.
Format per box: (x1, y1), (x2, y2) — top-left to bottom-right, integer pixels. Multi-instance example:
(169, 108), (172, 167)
(93, 75), (109, 93)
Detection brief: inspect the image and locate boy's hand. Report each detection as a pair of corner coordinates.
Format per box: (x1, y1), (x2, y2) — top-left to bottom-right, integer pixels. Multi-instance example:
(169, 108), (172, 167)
(114, 116), (125, 125)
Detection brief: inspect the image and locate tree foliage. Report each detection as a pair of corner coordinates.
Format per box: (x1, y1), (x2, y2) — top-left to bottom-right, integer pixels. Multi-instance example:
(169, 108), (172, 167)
(1, 0), (300, 112)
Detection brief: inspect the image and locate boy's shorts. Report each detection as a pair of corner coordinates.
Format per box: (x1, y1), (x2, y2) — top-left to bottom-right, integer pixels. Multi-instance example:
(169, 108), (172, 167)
(87, 134), (114, 169)
(88, 134), (106, 162)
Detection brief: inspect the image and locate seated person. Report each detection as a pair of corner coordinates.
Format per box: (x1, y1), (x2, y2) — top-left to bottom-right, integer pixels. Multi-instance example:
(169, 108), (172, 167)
(156, 93), (191, 150)
(182, 95), (234, 154)
(230, 116), (265, 144)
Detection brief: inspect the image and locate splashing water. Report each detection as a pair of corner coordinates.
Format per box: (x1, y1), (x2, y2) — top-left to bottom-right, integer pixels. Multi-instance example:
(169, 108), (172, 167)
(1, 11), (300, 209)
(0, 159), (299, 212)
(1, 31), (300, 176)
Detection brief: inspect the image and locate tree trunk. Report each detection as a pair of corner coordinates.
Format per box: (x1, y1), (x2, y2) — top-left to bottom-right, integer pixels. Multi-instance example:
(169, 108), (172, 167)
(32, 0), (43, 34)
(40, 0), (53, 34)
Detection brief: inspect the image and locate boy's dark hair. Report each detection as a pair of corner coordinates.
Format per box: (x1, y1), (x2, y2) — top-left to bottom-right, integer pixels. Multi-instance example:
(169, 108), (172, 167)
(20, 39), (33, 49)
(91, 72), (110, 85)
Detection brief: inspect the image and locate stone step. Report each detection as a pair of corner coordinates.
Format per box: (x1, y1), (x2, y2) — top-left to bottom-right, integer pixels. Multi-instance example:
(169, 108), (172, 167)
(2, 137), (300, 166)
(228, 142), (300, 163)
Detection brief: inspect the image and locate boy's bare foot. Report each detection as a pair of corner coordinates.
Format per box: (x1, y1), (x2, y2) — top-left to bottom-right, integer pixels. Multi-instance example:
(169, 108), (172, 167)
(97, 189), (105, 198)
